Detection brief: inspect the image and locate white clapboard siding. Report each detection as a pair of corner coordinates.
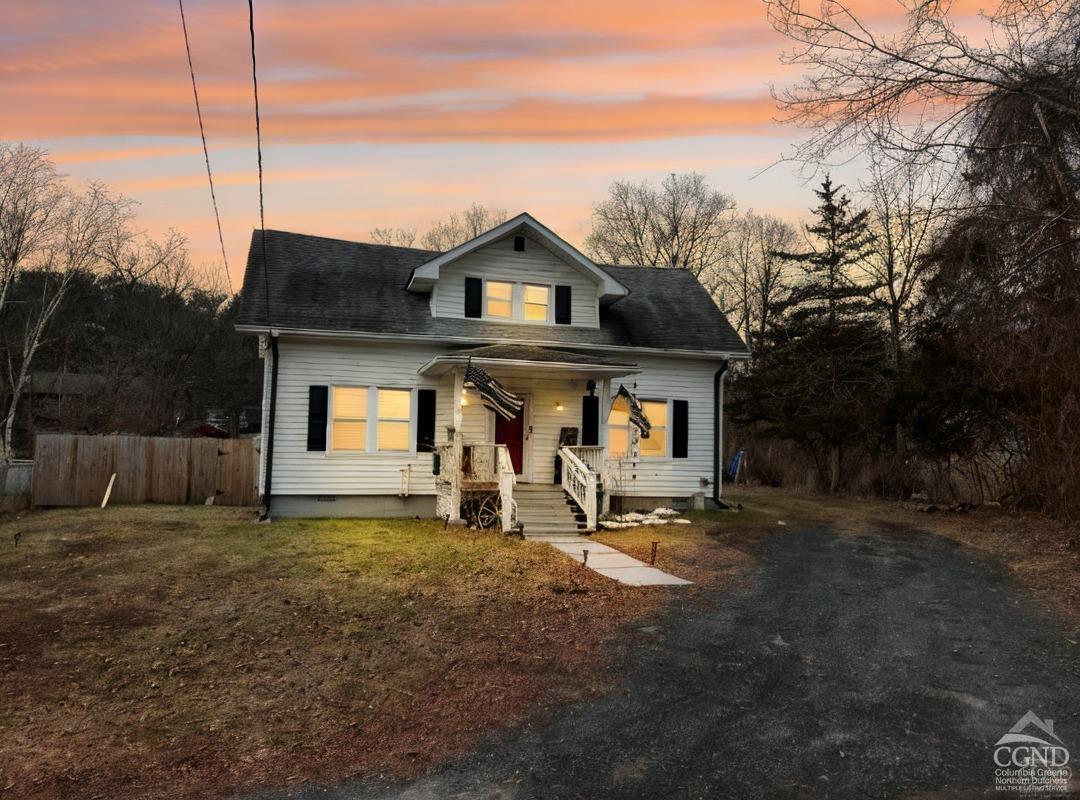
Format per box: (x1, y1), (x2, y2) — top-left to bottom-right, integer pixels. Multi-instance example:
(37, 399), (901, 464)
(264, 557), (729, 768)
(268, 339), (724, 500)
(461, 375), (590, 484)
(433, 236), (599, 327)
(603, 355), (721, 499)
(271, 339), (447, 496)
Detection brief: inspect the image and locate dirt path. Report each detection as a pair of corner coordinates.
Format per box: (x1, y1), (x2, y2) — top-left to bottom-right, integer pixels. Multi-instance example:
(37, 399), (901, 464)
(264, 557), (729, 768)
(247, 523), (1080, 799)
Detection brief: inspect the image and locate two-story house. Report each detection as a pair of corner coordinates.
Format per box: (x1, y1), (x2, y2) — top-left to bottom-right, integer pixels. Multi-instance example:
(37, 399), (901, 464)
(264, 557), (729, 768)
(236, 213), (749, 531)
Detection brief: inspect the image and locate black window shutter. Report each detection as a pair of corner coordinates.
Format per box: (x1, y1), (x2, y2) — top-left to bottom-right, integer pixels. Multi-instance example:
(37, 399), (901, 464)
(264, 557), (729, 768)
(464, 277), (482, 318)
(416, 389), (437, 452)
(307, 386), (328, 451)
(555, 285), (572, 324)
(581, 395), (599, 446)
(672, 399), (689, 458)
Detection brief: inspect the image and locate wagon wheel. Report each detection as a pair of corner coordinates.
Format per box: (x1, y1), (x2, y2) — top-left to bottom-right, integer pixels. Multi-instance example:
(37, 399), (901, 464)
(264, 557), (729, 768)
(475, 494), (501, 530)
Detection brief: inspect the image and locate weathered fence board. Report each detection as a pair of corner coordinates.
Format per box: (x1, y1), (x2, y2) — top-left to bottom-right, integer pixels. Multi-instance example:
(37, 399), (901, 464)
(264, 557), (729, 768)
(32, 434), (259, 507)
(112, 435), (148, 504)
(188, 438), (219, 504)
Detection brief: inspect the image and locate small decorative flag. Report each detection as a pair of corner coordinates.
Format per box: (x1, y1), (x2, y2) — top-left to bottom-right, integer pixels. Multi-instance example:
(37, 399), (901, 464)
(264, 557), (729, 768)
(465, 361), (525, 421)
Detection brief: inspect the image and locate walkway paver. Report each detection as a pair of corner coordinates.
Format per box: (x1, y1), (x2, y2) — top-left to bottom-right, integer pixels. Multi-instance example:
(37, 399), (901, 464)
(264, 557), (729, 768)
(527, 533), (692, 586)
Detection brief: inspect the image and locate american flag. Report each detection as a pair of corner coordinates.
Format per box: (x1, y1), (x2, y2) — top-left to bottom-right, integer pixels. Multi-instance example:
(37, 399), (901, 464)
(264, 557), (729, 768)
(465, 363), (524, 421)
(616, 384), (651, 438)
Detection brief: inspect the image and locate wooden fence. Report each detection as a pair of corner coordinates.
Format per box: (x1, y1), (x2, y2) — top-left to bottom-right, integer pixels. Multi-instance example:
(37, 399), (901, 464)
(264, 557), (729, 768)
(32, 434), (260, 507)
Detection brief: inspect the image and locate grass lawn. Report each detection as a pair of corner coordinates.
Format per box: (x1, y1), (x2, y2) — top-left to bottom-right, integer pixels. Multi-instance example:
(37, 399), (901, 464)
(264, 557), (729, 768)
(0, 505), (746, 800)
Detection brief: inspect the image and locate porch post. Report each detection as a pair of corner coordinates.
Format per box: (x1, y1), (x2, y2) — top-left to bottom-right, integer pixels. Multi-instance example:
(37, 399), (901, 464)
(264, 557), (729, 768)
(599, 377), (612, 515)
(449, 367), (465, 523)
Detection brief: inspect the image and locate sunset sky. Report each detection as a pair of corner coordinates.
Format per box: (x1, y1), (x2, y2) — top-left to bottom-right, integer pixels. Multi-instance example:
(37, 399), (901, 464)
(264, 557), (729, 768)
(4, 0), (919, 289)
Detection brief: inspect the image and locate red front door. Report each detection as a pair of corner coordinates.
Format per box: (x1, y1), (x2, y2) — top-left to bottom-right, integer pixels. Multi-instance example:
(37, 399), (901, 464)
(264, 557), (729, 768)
(495, 411), (525, 474)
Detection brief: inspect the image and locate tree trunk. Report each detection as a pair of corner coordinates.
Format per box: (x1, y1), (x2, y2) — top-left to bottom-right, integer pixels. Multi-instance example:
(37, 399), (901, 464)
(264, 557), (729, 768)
(829, 443), (841, 493)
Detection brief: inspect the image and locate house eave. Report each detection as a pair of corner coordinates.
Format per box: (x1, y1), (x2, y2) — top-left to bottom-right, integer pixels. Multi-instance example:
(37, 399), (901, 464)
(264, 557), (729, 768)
(234, 323), (751, 361)
(417, 354), (642, 378)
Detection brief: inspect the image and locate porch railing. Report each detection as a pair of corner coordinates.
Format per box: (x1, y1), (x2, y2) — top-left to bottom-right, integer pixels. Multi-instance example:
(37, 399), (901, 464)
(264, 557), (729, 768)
(565, 445), (605, 474)
(441, 442), (516, 531)
(559, 445), (597, 531)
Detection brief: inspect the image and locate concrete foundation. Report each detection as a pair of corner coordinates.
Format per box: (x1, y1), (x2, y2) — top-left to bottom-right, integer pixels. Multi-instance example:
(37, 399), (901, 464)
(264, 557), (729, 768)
(269, 494), (437, 519)
(609, 495), (688, 513)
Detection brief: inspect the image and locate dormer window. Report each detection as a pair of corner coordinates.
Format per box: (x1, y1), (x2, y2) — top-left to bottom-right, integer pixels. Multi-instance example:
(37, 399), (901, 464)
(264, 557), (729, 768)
(486, 281), (513, 318)
(463, 275), (574, 325)
(523, 285), (549, 321)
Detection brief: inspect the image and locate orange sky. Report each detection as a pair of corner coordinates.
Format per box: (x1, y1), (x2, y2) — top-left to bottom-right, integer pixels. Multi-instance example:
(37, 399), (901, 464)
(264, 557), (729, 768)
(1, 0), (951, 288)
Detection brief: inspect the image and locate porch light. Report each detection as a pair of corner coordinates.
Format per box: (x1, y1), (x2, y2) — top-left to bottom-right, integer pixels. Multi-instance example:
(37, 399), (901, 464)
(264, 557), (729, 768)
(555, 401), (564, 411)
(461, 387), (468, 405)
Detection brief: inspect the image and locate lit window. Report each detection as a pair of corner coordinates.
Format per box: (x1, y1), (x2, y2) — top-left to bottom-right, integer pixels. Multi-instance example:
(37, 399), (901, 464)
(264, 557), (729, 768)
(523, 284), (549, 321)
(332, 386), (367, 450)
(377, 388), (411, 451)
(639, 400), (668, 457)
(608, 396), (630, 458)
(607, 397), (666, 458)
(486, 281), (513, 318)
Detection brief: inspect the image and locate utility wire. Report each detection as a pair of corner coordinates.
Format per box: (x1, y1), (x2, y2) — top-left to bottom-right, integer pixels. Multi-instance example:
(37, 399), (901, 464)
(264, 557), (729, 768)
(246, 0), (271, 326)
(177, 0), (232, 294)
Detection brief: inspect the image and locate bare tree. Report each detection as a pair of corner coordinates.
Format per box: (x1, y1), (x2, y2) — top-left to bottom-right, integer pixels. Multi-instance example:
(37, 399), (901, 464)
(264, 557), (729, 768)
(0, 145), (128, 458)
(419, 203), (507, 251)
(860, 158), (948, 368)
(715, 211), (797, 354)
(370, 226), (417, 248)
(768, 0), (1080, 516)
(586, 173), (736, 282)
(767, 0), (1080, 168)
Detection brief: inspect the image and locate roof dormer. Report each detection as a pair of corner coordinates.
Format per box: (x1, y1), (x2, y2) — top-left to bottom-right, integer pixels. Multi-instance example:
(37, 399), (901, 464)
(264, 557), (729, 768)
(406, 212), (629, 304)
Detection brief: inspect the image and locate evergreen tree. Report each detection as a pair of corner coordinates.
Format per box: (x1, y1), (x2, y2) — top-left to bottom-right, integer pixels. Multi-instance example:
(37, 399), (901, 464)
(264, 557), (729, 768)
(731, 177), (889, 493)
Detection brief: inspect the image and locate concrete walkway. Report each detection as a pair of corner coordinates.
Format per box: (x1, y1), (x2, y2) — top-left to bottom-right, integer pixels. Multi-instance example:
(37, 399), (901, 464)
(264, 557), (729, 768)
(526, 533), (692, 586)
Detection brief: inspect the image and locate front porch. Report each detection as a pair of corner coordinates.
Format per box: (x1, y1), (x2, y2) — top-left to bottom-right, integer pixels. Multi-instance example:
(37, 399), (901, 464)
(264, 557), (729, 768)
(421, 345), (639, 534)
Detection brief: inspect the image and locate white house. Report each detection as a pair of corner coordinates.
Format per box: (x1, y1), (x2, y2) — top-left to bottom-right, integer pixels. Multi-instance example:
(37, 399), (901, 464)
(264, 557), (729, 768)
(236, 213), (749, 531)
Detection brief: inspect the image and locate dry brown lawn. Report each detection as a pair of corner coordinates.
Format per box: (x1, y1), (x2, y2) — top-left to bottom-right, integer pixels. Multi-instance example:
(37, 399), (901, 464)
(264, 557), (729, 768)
(0, 507), (661, 799)
(2, 491), (1075, 800)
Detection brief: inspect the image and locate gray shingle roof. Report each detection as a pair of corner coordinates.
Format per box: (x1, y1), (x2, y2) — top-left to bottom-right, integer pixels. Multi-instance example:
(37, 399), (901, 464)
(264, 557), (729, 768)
(451, 344), (637, 366)
(236, 229), (748, 356)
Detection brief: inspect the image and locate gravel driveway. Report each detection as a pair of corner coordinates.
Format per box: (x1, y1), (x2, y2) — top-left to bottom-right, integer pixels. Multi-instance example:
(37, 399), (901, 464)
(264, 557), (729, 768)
(248, 524), (1080, 799)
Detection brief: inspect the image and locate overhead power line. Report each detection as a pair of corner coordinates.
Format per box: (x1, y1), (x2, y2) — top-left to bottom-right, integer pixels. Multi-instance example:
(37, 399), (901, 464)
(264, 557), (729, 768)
(177, 0), (233, 294)
(246, 0), (271, 326)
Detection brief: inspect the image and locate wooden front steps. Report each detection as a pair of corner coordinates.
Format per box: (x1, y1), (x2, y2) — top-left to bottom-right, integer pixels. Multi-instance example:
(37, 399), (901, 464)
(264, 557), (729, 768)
(514, 483), (586, 535)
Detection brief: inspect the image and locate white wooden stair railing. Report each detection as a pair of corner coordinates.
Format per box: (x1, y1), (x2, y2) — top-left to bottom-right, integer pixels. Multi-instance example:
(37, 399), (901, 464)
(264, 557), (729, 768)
(559, 445), (597, 531)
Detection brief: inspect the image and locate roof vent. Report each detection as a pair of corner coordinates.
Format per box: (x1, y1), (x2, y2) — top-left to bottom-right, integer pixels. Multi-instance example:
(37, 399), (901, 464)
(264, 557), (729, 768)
(513, 235), (525, 252)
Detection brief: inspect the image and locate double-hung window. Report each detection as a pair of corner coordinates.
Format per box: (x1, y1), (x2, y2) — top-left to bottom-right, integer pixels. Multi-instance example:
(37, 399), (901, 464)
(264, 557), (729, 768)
(377, 388), (411, 451)
(523, 284), (549, 321)
(331, 387), (412, 452)
(607, 397), (668, 458)
(486, 281), (513, 319)
(608, 396), (630, 458)
(638, 400), (668, 458)
(331, 386), (367, 451)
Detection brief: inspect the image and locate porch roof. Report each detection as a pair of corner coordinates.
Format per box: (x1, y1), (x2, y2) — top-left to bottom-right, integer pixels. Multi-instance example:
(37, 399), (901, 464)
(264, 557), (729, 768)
(417, 344), (640, 378)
